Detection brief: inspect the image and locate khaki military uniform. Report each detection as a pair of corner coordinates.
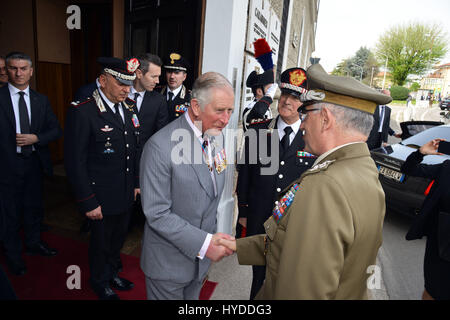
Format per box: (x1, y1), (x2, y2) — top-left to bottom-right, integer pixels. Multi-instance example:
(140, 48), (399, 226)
(236, 143), (385, 299)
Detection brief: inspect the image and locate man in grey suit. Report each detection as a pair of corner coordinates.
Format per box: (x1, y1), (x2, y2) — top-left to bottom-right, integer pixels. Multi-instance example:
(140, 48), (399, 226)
(140, 72), (235, 299)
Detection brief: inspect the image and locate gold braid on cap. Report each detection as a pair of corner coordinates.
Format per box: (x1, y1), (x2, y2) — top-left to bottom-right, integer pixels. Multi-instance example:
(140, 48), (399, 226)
(315, 89), (377, 114)
(104, 68), (136, 81)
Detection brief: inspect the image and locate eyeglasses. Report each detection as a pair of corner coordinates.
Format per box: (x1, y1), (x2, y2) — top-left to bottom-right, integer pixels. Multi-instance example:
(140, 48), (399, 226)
(299, 108), (321, 121)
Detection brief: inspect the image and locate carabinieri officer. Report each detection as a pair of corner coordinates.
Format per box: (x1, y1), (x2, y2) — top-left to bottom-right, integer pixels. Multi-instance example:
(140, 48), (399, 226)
(64, 57), (141, 300)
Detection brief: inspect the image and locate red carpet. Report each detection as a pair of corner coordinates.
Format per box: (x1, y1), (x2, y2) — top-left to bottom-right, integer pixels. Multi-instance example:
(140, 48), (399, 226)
(0, 232), (217, 300)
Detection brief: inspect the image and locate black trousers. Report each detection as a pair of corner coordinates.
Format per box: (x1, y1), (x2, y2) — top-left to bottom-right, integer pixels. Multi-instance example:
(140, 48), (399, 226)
(88, 209), (131, 288)
(3, 153), (43, 262)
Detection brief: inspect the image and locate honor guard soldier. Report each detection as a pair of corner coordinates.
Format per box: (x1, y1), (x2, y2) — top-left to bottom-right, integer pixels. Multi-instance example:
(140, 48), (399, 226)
(160, 52), (191, 121)
(64, 57), (141, 300)
(236, 67), (316, 299)
(242, 69), (277, 132)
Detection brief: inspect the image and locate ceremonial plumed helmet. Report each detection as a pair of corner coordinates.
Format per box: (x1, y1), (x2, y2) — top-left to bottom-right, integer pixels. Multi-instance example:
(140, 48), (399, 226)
(97, 57), (140, 86)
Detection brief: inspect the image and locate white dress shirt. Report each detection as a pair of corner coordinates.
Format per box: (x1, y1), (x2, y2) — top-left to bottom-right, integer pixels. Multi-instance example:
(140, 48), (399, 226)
(277, 116), (301, 145)
(9, 83), (32, 153)
(98, 88), (124, 122)
(166, 85), (182, 101)
(129, 87), (146, 112)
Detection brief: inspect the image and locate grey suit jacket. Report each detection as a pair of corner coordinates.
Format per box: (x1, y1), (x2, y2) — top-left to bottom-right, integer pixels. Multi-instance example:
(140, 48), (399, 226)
(140, 113), (226, 283)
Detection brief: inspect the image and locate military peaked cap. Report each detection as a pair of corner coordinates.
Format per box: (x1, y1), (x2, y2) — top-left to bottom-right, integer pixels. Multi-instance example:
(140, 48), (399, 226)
(98, 57), (139, 86)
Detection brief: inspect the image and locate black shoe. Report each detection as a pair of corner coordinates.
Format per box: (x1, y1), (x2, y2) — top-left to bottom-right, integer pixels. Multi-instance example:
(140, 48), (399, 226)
(6, 258), (27, 276)
(25, 242), (57, 256)
(110, 276), (134, 291)
(91, 285), (120, 300)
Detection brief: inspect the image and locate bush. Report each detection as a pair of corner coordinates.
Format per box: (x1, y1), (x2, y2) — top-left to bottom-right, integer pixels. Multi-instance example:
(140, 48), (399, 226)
(390, 86), (410, 100)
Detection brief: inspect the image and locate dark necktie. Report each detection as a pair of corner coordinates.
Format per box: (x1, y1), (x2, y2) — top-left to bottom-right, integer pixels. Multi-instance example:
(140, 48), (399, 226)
(114, 103), (124, 125)
(134, 92), (140, 103)
(168, 91), (174, 102)
(281, 126), (293, 152)
(18, 91), (32, 156)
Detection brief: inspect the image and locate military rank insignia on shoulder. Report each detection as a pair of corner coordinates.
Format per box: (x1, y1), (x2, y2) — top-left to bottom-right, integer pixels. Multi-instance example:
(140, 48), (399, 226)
(70, 97), (91, 108)
(307, 160), (335, 174)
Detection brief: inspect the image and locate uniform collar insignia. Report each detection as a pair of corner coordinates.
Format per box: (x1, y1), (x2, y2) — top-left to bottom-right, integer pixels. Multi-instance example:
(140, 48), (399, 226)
(92, 89), (107, 113)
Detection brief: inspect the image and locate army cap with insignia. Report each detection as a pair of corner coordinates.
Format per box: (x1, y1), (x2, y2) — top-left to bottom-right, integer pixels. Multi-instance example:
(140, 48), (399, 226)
(301, 63), (392, 114)
(164, 53), (190, 73)
(279, 67), (308, 98)
(97, 57), (140, 86)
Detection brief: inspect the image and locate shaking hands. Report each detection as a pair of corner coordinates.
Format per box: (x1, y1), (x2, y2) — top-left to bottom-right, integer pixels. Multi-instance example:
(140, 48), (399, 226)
(205, 233), (237, 262)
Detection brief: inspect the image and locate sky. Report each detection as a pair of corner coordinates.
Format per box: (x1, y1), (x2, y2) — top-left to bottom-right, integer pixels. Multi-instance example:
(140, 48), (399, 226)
(314, 0), (450, 73)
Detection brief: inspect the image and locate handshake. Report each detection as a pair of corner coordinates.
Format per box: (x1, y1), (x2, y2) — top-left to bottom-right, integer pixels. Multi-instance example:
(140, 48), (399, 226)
(205, 233), (237, 262)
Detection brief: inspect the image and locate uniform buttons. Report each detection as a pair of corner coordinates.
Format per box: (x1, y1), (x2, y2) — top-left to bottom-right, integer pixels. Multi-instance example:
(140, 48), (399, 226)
(126, 168), (129, 172)
(126, 144), (129, 148)
(275, 201), (279, 205)
(127, 156), (130, 160)
(305, 162), (309, 165)
(299, 159), (303, 163)
(279, 174), (283, 179)
(91, 182), (95, 185)
(280, 161), (285, 166)
(107, 137), (111, 141)
(276, 188), (281, 192)
(124, 131), (128, 135)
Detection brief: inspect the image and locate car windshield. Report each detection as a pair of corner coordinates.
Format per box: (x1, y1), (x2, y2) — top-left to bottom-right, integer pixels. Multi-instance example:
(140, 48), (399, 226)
(401, 125), (450, 148)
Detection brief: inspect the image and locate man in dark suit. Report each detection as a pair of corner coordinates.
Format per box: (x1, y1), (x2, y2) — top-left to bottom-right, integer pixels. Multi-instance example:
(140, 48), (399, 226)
(64, 57), (141, 300)
(367, 89), (401, 150)
(129, 53), (169, 150)
(0, 52), (62, 276)
(73, 78), (99, 102)
(236, 67), (314, 299)
(160, 53), (191, 122)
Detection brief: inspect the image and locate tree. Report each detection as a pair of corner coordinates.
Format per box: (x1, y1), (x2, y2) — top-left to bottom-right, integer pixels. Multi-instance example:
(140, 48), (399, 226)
(331, 47), (380, 86)
(375, 22), (448, 86)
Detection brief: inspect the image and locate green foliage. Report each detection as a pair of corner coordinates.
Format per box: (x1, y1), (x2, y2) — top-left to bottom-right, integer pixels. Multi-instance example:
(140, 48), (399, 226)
(390, 86), (410, 100)
(409, 82), (420, 92)
(376, 22), (448, 86)
(331, 47), (380, 83)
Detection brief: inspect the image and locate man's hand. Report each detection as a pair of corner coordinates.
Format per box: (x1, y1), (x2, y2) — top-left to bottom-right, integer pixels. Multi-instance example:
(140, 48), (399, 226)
(420, 139), (445, 156)
(205, 233), (235, 262)
(394, 133), (402, 139)
(86, 206), (103, 220)
(16, 134), (38, 147)
(134, 188), (140, 201)
(217, 238), (237, 252)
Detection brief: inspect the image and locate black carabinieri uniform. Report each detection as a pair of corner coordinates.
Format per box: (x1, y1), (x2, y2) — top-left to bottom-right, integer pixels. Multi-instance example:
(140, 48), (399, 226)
(64, 89), (140, 214)
(160, 85), (191, 122)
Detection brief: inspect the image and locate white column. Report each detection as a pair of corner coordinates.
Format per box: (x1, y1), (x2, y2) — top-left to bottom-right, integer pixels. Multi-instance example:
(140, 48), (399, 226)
(202, 0), (249, 234)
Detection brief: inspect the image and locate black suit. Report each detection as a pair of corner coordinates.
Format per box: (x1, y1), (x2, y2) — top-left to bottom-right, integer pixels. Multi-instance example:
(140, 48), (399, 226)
(0, 85), (62, 262)
(367, 105), (395, 150)
(134, 90), (169, 153)
(236, 116), (314, 299)
(160, 85), (191, 122)
(401, 150), (450, 299)
(64, 91), (140, 288)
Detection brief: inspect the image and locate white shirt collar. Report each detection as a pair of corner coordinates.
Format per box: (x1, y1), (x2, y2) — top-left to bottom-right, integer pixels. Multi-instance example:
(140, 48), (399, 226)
(98, 88), (116, 111)
(168, 85), (182, 99)
(277, 116), (301, 135)
(185, 112), (203, 142)
(130, 86), (145, 98)
(8, 83), (30, 96)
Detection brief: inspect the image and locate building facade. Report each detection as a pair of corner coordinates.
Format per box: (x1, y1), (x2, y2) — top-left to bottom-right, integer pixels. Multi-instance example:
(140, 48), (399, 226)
(0, 0), (319, 233)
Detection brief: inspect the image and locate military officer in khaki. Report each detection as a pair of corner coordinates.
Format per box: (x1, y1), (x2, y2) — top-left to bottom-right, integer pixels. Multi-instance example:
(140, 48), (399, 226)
(220, 63), (392, 299)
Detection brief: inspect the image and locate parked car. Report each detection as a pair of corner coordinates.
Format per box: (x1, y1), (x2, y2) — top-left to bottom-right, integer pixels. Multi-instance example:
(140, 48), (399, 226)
(370, 124), (450, 216)
(440, 97), (450, 110)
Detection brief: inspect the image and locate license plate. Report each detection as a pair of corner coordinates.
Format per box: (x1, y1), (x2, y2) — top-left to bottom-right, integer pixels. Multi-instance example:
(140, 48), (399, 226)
(378, 165), (405, 182)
